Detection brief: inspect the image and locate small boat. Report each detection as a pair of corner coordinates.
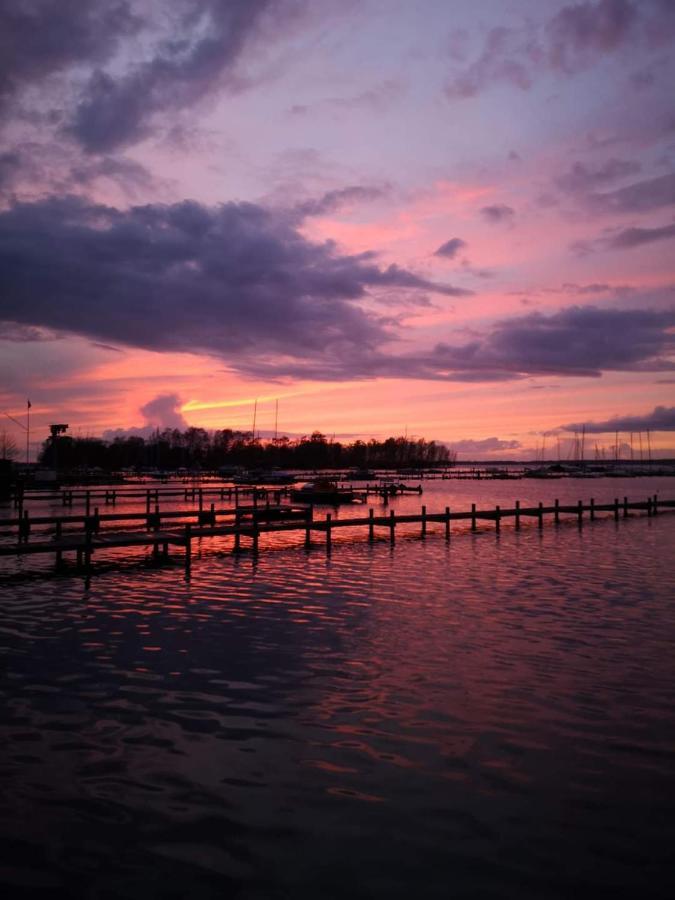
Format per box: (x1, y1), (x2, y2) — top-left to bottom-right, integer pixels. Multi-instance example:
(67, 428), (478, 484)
(291, 479), (363, 504)
(346, 468), (377, 480)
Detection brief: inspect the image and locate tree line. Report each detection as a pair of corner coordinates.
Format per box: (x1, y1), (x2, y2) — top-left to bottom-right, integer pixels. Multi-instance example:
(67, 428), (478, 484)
(38, 428), (454, 471)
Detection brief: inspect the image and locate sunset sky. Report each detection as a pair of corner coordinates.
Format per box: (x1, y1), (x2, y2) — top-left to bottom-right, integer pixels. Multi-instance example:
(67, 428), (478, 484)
(1, 0), (675, 459)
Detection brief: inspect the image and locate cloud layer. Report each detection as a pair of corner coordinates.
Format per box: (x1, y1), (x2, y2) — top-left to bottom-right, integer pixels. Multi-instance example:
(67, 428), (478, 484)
(0, 194), (467, 373)
(562, 405), (675, 433)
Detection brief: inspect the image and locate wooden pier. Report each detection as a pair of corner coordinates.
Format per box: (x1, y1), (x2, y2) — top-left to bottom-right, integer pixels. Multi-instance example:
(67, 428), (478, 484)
(0, 495), (671, 578)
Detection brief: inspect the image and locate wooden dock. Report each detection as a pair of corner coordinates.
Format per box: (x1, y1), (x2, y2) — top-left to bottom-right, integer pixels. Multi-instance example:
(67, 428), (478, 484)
(0, 495), (671, 578)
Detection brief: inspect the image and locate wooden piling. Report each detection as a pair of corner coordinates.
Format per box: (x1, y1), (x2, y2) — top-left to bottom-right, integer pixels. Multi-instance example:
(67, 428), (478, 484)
(515, 499), (521, 530)
(184, 523), (192, 573)
(538, 502), (543, 530)
(554, 498), (560, 524)
(368, 507), (374, 542)
(389, 510), (396, 544)
(445, 506), (450, 541)
(495, 505), (501, 534)
(471, 503), (476, 532)
(623, 496), (628, 518)
(55, 520), (63, 567)
(590, 497), (595, 521)
(305, 506), (313, 549)
(653, 494), (658, 515)
(421, 505), (427, 538)
(326, 513), (332, 552)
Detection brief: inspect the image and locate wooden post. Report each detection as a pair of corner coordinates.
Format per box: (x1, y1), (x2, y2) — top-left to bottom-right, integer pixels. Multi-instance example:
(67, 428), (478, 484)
(326, 512), (332, 553)
(252, 514), (260, 554)
(199, 488), (203, 513)
(614, 498), (619, 522)
(185, 523), (191, 574)
(154, 501), (160, 531)
(234, 510), (241, 553)
(554, 498), (560, 525)
(305, 506), (312, 549)
(577, 500), (583, 527)
(389, 509), (395, 544)
(623, 496), (628, 518)
(515, 499), (521, 530)
(653, 494), (658, 515)
(368, 507), (374, 542)
(445, 506), (450, 541)
(146, 490), (151, 518)
(538, 501), (543, 530)
(421, 505), (427, 538)
(84, 521), (93, 574)
(471, 503), (476, 532)
(590, 497), (595, 521)
(55, 519), (63, 567)
(21, 509), (30, 544)
(495, 505), (500, 534)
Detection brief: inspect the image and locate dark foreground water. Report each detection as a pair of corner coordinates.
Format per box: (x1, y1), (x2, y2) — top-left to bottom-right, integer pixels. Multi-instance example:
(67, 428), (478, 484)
(1, 484), (675, 898)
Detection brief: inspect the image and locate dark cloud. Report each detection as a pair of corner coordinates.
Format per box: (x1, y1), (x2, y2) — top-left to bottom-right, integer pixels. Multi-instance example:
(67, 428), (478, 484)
(140, 393), (188, 430)
(547, 0), (639, 73)
(562, 405), (675, 433)
(69, 0), (285, 152)
(572, 219), (675, 252)
(555, 158), (641, 193)
(0, 151), (22, 188)
(0, 194), (467, 377)
(434, 238), (467, 259)
(446, 437), (522, 453)
(0, 0), (140, 108)
(480, 204), (515, 223)
(609, 222), (675, 247)
(445, 0), (675, 100)
(591, 172), (675, 213)
(233, 305), (675, 382)
(295, 185), (388, 218)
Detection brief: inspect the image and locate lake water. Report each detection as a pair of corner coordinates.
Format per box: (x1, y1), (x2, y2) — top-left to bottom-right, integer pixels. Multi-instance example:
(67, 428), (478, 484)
(1, 477), (674, 898)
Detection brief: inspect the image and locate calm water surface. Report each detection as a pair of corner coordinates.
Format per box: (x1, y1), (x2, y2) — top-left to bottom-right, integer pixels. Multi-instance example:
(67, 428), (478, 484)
(1, 478), (674, 898)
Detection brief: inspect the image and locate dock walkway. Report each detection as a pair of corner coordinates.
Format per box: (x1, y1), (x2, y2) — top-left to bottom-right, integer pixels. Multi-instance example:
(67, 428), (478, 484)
(0, 495), (672, 578)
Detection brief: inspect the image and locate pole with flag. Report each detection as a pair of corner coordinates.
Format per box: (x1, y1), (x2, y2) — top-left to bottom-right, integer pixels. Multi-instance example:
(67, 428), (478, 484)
(26, 400), (31, 465)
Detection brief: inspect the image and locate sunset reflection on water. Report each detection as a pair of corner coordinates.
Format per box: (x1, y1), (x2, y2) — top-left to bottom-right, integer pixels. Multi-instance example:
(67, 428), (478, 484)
(0, 478), (674, 898)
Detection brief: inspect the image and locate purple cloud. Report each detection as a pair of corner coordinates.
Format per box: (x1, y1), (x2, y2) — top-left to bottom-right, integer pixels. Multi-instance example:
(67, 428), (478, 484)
(445, 0), (675, 100)
(446, 437), (522, 453)
(434, 238), (467, 259)
(610, 222), (675, 247)
(592, 172), (675, 213)
(295, 185), (388, 218)
(140, 393), (188, 430)
(480, 204), (515, 223)
(0, 194), (468, 376)
(69, 1), (282, 152)
(555, 158), (641, 193)
(233, 305), (675, 382)
(562, 405), (675, 433)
